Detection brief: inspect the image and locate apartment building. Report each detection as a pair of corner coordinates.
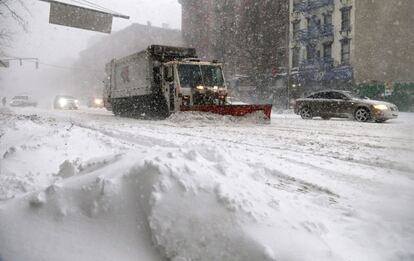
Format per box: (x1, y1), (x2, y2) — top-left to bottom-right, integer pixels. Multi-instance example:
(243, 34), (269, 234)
(289, 0), (414, 95)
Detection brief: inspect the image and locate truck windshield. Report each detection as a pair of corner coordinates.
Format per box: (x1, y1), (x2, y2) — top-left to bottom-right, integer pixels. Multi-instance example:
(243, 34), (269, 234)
(178, 64), (224, 88)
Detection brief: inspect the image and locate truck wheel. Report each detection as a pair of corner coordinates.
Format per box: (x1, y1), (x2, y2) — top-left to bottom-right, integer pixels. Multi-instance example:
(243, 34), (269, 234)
(299, 107), (313, 120)
(112, 104), (120, 116)
(354, 107), (371, 122)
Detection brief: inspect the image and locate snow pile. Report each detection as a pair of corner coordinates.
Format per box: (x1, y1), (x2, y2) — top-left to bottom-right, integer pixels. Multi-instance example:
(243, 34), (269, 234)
(2, 143), (413, 261)
(167, 111), (269, 125)
(0, 109), (126, 200)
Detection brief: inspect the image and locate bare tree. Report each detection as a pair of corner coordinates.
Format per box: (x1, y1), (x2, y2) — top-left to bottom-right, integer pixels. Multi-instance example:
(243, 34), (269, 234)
(0, 0), (29, 55)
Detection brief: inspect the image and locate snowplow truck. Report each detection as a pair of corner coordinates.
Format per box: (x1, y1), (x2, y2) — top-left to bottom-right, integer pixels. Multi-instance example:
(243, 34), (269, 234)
(104, 45), (272, 120)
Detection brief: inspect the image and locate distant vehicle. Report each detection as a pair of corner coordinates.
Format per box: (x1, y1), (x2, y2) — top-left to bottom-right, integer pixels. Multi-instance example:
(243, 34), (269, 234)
(9, 96), (38, 107)
(87, 97), (104, 108)
(294, 90), (399, 123)
(54, 95), (79, 110)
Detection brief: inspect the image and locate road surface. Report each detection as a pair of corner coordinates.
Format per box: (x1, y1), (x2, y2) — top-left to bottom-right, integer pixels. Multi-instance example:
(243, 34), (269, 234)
(1, 107), (413, 261)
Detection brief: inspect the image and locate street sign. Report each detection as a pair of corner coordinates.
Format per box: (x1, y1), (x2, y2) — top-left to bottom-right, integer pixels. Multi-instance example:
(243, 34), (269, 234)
(49, 1), (113, 33)
(0, 60), (10, 68)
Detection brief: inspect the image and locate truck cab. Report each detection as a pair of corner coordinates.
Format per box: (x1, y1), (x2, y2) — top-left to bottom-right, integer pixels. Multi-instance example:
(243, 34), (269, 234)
(161, 59), (228, 113)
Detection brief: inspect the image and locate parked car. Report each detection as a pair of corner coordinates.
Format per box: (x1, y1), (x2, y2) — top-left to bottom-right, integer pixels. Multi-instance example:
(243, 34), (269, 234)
(87, 97), (104, 108)
(9, 96), (38, 107)
(294, 90), (399, 123)
(54, 95), (79, 110)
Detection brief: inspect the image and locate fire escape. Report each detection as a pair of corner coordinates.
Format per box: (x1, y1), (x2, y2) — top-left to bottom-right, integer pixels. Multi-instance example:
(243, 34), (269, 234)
(292, 0), (353, 84)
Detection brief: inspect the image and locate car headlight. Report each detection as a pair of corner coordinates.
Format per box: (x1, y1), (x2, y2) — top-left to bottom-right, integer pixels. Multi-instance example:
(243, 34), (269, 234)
(373, 104), (388, 110)
(94, 98), (103, 105)
(58, 98), (68, 107)
(196, 85), (204, 90)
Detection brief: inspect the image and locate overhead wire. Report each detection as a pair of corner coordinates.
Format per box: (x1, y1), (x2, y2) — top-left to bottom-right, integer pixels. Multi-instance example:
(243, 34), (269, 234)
(68, 0), (112, 13)
(37, 61), (102, 73)
(69, 0), (123, 16)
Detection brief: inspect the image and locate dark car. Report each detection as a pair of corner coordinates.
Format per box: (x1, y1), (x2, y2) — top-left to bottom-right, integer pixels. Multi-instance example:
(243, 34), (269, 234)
(9, 96), (38, 107)
(54, 95), (79, 110)
(294, 90), (399, 123)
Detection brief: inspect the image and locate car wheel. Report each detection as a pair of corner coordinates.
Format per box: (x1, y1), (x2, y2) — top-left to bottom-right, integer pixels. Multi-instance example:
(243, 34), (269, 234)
(299, 107), (313, 120)
(354, 107), (371, 122)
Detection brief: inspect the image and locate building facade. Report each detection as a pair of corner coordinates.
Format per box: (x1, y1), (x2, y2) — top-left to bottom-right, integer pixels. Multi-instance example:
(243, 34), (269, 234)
(289, 0), (414, 96)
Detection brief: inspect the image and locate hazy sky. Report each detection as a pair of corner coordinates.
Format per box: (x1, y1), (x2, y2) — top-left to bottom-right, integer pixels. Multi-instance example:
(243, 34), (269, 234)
(7, 0), (182, 63)
(0, 0), (181, 97)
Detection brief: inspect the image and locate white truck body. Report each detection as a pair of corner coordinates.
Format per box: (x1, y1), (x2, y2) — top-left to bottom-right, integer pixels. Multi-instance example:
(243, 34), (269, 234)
(107, 51), (152, 99)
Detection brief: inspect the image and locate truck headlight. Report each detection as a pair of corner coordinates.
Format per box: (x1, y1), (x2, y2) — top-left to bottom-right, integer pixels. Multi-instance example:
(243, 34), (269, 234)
(196, 85), (204, 90)
(373, 104), (387, 110)
(58, 98), (68, 107)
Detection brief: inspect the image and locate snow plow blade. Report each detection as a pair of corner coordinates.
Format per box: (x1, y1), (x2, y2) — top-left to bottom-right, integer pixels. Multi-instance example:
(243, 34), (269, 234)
(180, 104), (273, 120)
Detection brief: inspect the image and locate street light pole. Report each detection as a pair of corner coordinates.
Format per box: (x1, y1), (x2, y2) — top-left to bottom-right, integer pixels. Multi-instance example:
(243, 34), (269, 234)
(285, 1), (291, 110)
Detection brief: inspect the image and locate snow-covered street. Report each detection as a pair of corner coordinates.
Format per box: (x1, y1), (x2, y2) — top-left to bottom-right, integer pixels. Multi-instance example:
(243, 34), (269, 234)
(1, 107), (414, 261)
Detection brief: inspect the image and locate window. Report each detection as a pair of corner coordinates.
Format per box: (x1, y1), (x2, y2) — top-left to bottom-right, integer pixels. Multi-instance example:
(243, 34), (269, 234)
(292, 47), (300, 68)
(324, 13), (332, 25)
(308, 92), (327, 99)
(307, 16), (320, 30)
(341, 8), (351, 32)
(292, 20), (300, 39)
(323, 43), (332, 59)
(177, 64), (224, 88)
(328, 92), (347, 100)
(307, 44), (316, 60)
(341, 39), (351, 64)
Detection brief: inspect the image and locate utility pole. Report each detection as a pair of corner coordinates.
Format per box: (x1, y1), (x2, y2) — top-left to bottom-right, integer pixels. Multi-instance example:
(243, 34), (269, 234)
(285, 0), (291, 109)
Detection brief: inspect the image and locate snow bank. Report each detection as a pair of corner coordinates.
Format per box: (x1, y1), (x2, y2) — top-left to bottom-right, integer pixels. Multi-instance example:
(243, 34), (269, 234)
(0, 109), (125, 200)
(2, 142), (412, 261)
(167, 111), (269, 125)
(2, 146), (285, 261)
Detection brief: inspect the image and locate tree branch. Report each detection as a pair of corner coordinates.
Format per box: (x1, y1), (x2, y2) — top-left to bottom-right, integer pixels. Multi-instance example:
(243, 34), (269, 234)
(0, 0), (28, 32)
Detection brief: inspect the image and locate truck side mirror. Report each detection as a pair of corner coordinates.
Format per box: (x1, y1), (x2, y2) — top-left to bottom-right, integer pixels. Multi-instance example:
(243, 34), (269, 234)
(164, 67), (174, 82)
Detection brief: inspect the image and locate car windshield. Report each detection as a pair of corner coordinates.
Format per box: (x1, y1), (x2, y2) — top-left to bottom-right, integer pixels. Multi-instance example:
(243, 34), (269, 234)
(178, 64), (224, 88)
(344, 92), (368, 100)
